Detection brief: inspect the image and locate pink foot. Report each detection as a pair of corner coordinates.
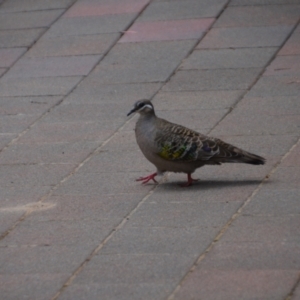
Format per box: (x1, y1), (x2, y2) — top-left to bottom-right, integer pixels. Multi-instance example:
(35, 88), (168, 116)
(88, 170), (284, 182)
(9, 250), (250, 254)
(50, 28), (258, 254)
(136, 172), (158, 184)
(180, 174), (198, 187)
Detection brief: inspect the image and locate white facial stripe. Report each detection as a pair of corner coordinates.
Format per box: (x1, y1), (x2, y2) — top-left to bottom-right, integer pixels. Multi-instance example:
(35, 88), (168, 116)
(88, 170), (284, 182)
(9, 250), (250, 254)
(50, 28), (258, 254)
(138, 104), (153, 111)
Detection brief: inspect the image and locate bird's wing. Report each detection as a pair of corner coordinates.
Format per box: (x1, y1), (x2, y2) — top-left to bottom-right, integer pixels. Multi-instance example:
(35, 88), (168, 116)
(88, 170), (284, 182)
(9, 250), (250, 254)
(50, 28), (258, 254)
(154, 120), (220, 162)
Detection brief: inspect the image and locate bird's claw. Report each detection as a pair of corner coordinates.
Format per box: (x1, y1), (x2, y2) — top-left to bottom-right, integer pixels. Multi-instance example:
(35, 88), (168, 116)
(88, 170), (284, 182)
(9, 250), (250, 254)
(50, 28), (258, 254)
(136, 172), (158, 184)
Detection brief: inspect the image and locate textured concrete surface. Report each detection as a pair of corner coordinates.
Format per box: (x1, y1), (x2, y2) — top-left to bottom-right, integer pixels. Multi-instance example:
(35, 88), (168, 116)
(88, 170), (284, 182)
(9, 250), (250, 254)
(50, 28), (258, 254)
(0, 0), (299, 299)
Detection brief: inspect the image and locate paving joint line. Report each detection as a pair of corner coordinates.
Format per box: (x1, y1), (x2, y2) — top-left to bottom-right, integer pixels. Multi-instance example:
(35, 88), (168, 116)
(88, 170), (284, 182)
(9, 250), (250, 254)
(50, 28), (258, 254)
(167, 135), (300, 300)
(0, 0), (153, 241)
(0, 0), (78, 79)
(285, 272), (300, 300)
(148, 0), (231, 107)
(206, 21), (300, 135)
(51, 174), (168, 300)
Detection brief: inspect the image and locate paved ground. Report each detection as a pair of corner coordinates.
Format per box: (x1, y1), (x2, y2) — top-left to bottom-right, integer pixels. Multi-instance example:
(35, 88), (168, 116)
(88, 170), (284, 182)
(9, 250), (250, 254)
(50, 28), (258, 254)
(0, 0), (300, 299)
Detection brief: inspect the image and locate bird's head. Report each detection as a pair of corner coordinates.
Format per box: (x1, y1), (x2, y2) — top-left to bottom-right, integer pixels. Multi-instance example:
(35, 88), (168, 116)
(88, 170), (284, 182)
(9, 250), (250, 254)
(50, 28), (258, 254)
(127, 99), (155, 116)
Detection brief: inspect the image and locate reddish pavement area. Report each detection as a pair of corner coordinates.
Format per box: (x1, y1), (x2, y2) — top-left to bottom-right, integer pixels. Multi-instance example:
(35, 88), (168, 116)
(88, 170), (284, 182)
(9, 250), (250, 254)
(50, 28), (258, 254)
(0, 0), (300, 299)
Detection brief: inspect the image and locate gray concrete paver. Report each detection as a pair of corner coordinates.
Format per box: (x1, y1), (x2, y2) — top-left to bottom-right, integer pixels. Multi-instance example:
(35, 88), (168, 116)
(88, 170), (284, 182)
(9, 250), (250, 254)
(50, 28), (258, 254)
(0, 0), (300, 299)
(0, 0), (75, 12)
(137, 0), (227, 21)
(0, 28), (45, 48)
(0, 9), (65, 30)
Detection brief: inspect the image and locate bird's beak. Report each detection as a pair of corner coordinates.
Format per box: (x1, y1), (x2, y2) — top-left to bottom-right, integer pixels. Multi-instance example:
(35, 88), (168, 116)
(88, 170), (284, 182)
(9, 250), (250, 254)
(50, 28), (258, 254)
(127, 107), (136, 116)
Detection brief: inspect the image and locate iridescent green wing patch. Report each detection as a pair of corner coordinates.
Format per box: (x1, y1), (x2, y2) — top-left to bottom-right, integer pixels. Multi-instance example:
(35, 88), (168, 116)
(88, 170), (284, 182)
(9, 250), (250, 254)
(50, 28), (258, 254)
(158, 141), (198, 161)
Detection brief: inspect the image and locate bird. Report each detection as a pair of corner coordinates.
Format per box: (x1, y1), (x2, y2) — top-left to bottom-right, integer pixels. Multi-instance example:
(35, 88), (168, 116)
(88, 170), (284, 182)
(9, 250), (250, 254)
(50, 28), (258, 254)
(127, 99), (265, 187)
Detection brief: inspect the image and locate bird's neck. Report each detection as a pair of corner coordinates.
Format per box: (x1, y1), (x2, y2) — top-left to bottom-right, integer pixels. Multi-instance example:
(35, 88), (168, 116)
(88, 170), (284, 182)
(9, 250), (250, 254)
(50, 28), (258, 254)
(139, 111), (156, 121)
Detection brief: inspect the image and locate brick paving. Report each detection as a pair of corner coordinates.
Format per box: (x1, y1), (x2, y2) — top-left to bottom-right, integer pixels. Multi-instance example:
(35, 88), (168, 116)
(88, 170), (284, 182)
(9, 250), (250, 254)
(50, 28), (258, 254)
(0, 0), (299, 299)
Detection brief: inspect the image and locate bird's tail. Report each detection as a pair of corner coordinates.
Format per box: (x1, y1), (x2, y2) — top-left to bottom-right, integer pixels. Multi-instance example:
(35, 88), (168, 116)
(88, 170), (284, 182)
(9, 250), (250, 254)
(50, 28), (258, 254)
(212, 139), (266, 165)
(237, 151), (266, 165)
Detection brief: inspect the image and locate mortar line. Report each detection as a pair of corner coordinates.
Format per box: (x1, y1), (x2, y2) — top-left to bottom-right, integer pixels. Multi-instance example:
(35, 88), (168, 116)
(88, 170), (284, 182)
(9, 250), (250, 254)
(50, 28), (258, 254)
(51, 175), (168, 300)
(206, 18), (300, 135)
(167, 135), (300, 300)
(285, 272), (300, 300)
(0, 0), (151, 155)
(0, 0), (78, 80)
(0, 0), (154, 241)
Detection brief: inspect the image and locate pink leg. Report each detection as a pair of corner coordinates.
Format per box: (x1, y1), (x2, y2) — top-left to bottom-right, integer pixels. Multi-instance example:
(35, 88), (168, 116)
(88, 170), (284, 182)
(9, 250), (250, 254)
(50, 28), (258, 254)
(136, 172), (158, 184)
(180, 173), (198, 187)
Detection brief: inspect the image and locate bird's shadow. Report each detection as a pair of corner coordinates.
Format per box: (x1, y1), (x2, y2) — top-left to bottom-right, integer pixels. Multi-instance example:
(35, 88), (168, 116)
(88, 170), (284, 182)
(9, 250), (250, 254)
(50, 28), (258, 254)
(156, 179), (270, 192)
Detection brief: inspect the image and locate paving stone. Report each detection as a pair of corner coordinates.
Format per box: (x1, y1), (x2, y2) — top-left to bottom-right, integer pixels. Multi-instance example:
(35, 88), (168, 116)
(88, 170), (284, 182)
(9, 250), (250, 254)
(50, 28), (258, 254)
(211, 112), (300, 136)
(71, 253), (194, 285)
(0, 164), (76, 188)
(230, 0), (300, 5)
(0, 273), (68, 300)
(0, 28), (45, 48)
(221, 215), (300, 243)
(0, 9), (64, 30)
(99, 40), (196, 66)
(0, 48), (26, 68)
(0, 0), (75, 12)
(0, 185), (52, 208)
(233, 95), (300, 116)
(138, 0), (226, 21)
(26, 33), (120, 57)
(247, 74), (300, 97)
(50, 101), (139, 122)
(156, 109), (228, 130)
(181, 48), (277, 69)
(0, 245), (91, 274)
(0, 68), (7, 76)
(0, 134), (16, 151)
(281, 142), (300, 166)
(278, 32), (300, 55)
(214, 5), (300, 27)
(101, 131), (140, 152)
(0, 210), (24, 236)
(79, 148), (153, 173)
(270, 166), (300, 189)
(293, 284), (300, 300)
(162, 69), (261, 91)
(173, 269), (299, 300)
(264, 55), (300, 76)
(89, 59), (178, 83)
(119, 18), (214, 42)
(31, 193), (145, 221)
(200, 241), (300, 270)
(92, 40), (197, 82)
(0, 141), (99, 164)
(44, 14), (136, 37)
(53, 172), (153, 195)
(0, 217), (121, 247)
(16, 121), (116, 144)
(65, 81), (162, 104)
(5, 56), (101, 79)
(243, 188), (300, 216)
(127, 200), (241, 228)
(59, 282), (175, 300)
(0, 114), (38, 134)
(65, 0), (150, 17)
(40, 103), (129, 124)
(153, 90), (244, 110)
(0, 96), (62, 115)
(100, 226), (216, 256)
(198, 26), (293, 49)
(0, 76), (82, 96)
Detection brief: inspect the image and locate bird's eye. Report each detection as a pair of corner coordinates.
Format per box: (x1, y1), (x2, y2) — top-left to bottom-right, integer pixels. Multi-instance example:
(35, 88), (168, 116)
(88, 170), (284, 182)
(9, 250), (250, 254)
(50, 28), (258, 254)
(138, 102), (144, 108)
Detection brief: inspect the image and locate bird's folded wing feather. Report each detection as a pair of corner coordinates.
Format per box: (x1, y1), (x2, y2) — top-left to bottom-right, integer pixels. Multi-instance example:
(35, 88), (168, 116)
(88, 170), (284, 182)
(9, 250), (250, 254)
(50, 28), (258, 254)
(154, 121), (221, 162)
